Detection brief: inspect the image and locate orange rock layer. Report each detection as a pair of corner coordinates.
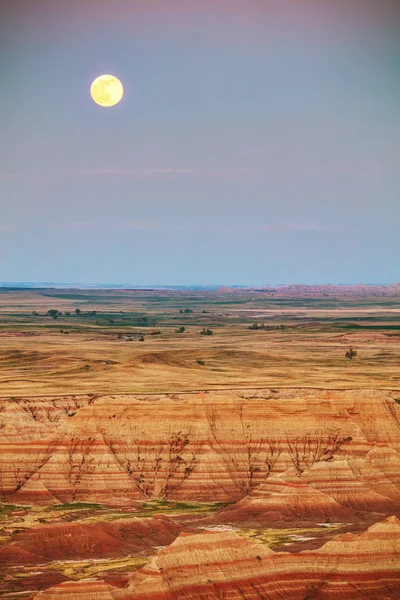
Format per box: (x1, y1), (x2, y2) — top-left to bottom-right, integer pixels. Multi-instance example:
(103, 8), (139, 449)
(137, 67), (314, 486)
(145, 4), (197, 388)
(0, 516), (182, 567)
(32, 516), (400, 600)
(1, 389), (399, 516)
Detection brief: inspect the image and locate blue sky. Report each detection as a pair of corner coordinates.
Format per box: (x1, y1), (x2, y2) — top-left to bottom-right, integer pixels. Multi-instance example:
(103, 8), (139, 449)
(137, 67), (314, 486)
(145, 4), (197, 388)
(1, 1), (399, 285)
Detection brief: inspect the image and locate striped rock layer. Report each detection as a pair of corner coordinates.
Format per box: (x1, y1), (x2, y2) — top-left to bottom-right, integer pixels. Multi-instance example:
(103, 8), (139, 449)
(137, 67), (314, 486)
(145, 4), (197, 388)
(32, 516), (400, 600)
(0, 389), (399, 517)
(0, 516), (182, 566)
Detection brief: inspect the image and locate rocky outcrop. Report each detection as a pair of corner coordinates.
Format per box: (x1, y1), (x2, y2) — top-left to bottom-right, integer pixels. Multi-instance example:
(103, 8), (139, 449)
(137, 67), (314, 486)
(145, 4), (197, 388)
(32, 580), (117, 600)
(0, 516), (182, 564)
(1, 389), (399, 515)
(36, 517), (400, 599)
(0, 395), (98, 442)
(118, 516), (400, 599)
(215, 446), (400, 526)
(210, 468), (356, 525)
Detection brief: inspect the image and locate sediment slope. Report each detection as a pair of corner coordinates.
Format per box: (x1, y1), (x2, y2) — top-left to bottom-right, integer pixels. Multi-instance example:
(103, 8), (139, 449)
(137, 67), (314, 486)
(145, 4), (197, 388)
(1, 389), (399, 514)
(120, 516), (400, 599)
(0, 516), (182, 564)
(214, 446), (400, 525)
(33, 516), (400, 599)
(32, 580), (117, 600)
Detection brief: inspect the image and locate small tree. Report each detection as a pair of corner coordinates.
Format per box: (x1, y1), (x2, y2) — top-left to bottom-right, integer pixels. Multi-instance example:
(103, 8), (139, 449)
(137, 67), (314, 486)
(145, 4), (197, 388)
(175, 327), (185, 334)
(75, 309), (81, 315)
(346, 348), (357, 360)
(139, 336), (145, 342)
(200, 328), (213, 336)
(47, 309), (61, 320)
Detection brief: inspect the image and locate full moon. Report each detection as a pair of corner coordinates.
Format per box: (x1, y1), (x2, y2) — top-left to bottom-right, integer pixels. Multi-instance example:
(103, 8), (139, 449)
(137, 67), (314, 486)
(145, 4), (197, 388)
(90, 74), (124, 107)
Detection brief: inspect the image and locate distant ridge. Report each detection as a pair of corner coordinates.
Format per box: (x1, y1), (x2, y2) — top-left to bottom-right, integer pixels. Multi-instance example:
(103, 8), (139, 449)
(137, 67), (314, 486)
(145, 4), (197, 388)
(0, 282), (399, 292)
(0, 283), (222, 290)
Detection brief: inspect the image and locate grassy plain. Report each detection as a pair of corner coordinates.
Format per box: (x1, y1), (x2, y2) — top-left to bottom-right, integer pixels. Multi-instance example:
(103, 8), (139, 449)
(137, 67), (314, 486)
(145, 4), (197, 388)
(0, 287), (399, 396)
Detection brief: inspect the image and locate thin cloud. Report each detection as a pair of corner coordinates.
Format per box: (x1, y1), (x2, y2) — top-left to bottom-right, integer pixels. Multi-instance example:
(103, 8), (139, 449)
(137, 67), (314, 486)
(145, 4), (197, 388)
(51, 221), (111, 231)
(50, 221), (343, 234)
(50, 220), (178, 232)
(260, 223), (341, 233)
(50, 220), (225, 232)
(0, 169), (197, 182)
(69, 168), (196, 177)
(0, 168), (268, 182)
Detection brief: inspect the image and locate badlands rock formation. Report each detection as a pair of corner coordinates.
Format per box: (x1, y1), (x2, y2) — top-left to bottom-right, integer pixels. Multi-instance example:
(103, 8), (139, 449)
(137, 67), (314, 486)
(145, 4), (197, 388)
(1, 389), (399, 516)
(32, 580), (118, 600)
(1, 388), (399, 599)
(212, 447), (400, 526)
(0, 516), (182, 565)
(32, 516), (400, 600)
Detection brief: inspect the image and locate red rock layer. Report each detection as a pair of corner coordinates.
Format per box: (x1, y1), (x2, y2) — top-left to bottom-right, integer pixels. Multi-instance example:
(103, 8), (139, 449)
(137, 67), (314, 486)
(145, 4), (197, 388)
(1, 389), (399, 512)
(214, 446), (400, 526)
(32, 580), (117, 600)
(0, 516), (182, 564)
(31, 517), (400, 599)
(211, 468), (355, 525)
(121, 516), (400, 599)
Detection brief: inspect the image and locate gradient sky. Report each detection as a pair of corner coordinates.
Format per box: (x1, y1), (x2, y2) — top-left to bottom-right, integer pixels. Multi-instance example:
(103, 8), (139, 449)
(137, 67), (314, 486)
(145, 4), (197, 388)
(1, 0), (399, 285)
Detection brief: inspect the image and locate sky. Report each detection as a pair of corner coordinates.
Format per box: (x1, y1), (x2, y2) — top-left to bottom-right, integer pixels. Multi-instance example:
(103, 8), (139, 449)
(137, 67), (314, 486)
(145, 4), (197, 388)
(1, 0), (399, 285)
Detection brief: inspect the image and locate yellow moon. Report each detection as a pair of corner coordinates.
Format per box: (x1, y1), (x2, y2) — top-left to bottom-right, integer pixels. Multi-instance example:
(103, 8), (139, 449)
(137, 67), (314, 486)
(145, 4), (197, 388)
(90, 74), (124, 107)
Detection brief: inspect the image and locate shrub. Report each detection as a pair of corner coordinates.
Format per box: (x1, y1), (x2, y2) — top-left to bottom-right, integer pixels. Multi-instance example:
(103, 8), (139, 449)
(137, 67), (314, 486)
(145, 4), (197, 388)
(249, 323), (265, 330)
(139, 336), (145, 342)
(200, 328), (213, 336)
(175, 327), (185, 333)
(345, 348), (357, 360)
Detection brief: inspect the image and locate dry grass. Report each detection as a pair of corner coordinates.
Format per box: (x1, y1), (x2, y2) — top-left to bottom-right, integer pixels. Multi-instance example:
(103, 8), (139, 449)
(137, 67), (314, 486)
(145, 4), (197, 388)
(0, 288), (399, 396)
(238, 524), (345, 550)
(47, 555), (148, 580)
